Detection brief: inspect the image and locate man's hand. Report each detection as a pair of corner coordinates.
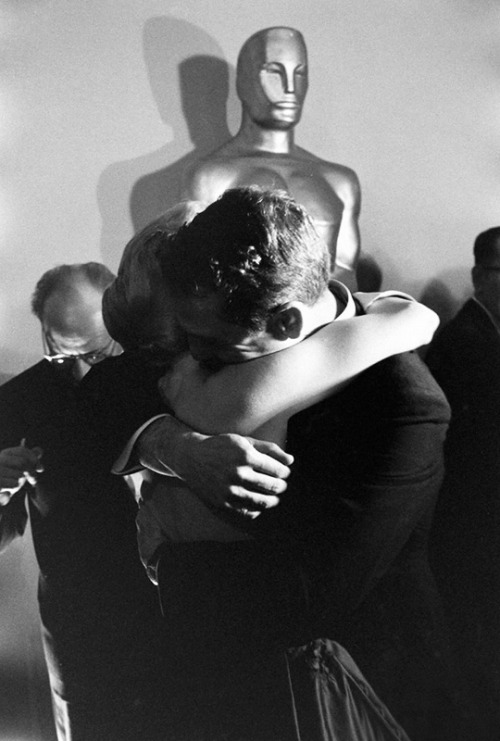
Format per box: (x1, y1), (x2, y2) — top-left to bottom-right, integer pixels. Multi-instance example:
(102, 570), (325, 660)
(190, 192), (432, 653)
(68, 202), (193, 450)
(0, 446), (44, 505)
(176, 433), (293, 517)
(138, 417), (293, 518)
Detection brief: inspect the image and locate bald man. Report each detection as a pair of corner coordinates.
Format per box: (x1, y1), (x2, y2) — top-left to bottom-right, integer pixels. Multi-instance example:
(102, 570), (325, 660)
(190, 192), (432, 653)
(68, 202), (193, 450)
(182, 26), (361, 288)
(0, 264), (168, 741)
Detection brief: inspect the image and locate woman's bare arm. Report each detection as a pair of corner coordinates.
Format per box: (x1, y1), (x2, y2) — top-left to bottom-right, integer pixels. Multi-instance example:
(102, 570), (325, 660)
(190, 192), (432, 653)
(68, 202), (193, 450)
(165, 296), (438, 436)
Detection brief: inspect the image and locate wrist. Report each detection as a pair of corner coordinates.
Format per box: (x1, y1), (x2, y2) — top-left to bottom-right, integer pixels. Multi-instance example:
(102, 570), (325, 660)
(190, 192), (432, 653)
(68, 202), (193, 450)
(139, 414), (205, 479)
(171, 430), (207, 482)
(137, 417), (178, 476)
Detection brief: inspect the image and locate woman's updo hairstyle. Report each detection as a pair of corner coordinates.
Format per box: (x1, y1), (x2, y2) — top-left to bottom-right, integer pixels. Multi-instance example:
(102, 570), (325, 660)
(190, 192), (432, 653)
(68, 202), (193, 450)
(103, 201), (205, 353)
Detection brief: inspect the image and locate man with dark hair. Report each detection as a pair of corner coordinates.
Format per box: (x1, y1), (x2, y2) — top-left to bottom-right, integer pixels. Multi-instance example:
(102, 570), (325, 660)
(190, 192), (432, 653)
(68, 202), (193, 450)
(94, 188), (464, 740)
(167, 186), (330, 331)
(0, 263), (167, 741)
(426, 227), (500, 735)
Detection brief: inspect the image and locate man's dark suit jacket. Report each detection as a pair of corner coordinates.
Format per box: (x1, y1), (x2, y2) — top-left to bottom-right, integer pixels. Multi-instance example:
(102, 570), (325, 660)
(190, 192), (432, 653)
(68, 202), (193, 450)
(258, 350), (453, 730)
(0, 361), (145, 584)
(426, 298), (500, 604)
(426, 299), (500, 728)
(0, 360), (168, 740)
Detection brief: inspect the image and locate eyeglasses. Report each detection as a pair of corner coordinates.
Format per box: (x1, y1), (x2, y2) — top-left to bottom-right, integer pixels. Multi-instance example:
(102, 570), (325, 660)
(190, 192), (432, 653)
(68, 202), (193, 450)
(42, 330), (116, 368)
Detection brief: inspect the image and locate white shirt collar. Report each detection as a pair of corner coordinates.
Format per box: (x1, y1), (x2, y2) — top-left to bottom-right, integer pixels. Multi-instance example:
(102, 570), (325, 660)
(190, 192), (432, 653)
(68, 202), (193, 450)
(329, 280), (357, 321)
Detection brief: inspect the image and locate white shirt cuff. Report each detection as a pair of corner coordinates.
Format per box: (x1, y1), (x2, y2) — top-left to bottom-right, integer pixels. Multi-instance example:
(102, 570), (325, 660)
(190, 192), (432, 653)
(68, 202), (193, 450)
(112, 414), (169, 475)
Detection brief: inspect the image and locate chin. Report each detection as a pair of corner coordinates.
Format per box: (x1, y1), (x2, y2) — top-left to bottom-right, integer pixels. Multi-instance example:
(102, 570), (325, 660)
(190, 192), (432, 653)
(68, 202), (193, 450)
(259, 116), (299, 131)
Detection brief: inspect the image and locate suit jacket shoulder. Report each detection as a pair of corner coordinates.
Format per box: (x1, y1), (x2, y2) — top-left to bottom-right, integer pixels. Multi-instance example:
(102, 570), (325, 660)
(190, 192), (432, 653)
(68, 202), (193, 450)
(425, 299), (500, 416)
(312, 350), (451, 429)
(79, 351), (167, 465)
(426, 299), (497, 366)
(269, 351), (450, 535)
(0, 360), (72, 448)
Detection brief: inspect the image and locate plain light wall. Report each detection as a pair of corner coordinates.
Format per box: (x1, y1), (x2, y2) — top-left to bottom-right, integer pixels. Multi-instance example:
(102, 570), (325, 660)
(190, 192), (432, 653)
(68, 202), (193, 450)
(0, 1), (499, 736)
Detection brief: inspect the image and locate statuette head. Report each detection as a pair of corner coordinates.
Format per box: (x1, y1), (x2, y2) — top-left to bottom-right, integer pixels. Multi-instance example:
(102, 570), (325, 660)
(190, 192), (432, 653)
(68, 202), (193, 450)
(236, 27), (308, 130)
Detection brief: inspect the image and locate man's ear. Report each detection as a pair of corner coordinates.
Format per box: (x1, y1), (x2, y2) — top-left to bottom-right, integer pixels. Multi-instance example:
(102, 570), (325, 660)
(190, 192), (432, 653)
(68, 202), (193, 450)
(268, 304), (303, 340)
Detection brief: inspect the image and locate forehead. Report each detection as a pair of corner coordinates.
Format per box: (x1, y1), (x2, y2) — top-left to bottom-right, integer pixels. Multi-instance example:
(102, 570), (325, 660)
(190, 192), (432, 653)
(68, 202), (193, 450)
(42, 286), (110, 349)
(251, 29), (307, 66)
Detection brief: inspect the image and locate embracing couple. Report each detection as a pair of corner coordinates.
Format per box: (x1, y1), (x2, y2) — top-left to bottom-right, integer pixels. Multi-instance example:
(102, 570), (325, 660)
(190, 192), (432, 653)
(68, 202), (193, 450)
(83, 186), (466, 741)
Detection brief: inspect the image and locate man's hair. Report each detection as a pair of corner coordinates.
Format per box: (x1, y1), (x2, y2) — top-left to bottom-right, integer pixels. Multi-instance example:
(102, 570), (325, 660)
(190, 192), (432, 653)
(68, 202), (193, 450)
(165, 187), (330, 329)
(473, 227), (500, 266)
(31, 262), (115, 320)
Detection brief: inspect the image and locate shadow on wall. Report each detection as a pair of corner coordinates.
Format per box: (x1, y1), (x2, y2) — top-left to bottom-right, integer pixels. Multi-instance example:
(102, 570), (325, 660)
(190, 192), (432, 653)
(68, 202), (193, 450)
(356, 253), (383, 293)
(98, 17), (238, 270)
(356, 250), (470, 332)
(130, 53), (233, 231)
(420, 268), (472, 328)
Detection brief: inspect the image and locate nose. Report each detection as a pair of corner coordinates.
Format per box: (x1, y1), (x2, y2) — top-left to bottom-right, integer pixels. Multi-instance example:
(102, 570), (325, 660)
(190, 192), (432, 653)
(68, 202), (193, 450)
(284, 67), (295, 94)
